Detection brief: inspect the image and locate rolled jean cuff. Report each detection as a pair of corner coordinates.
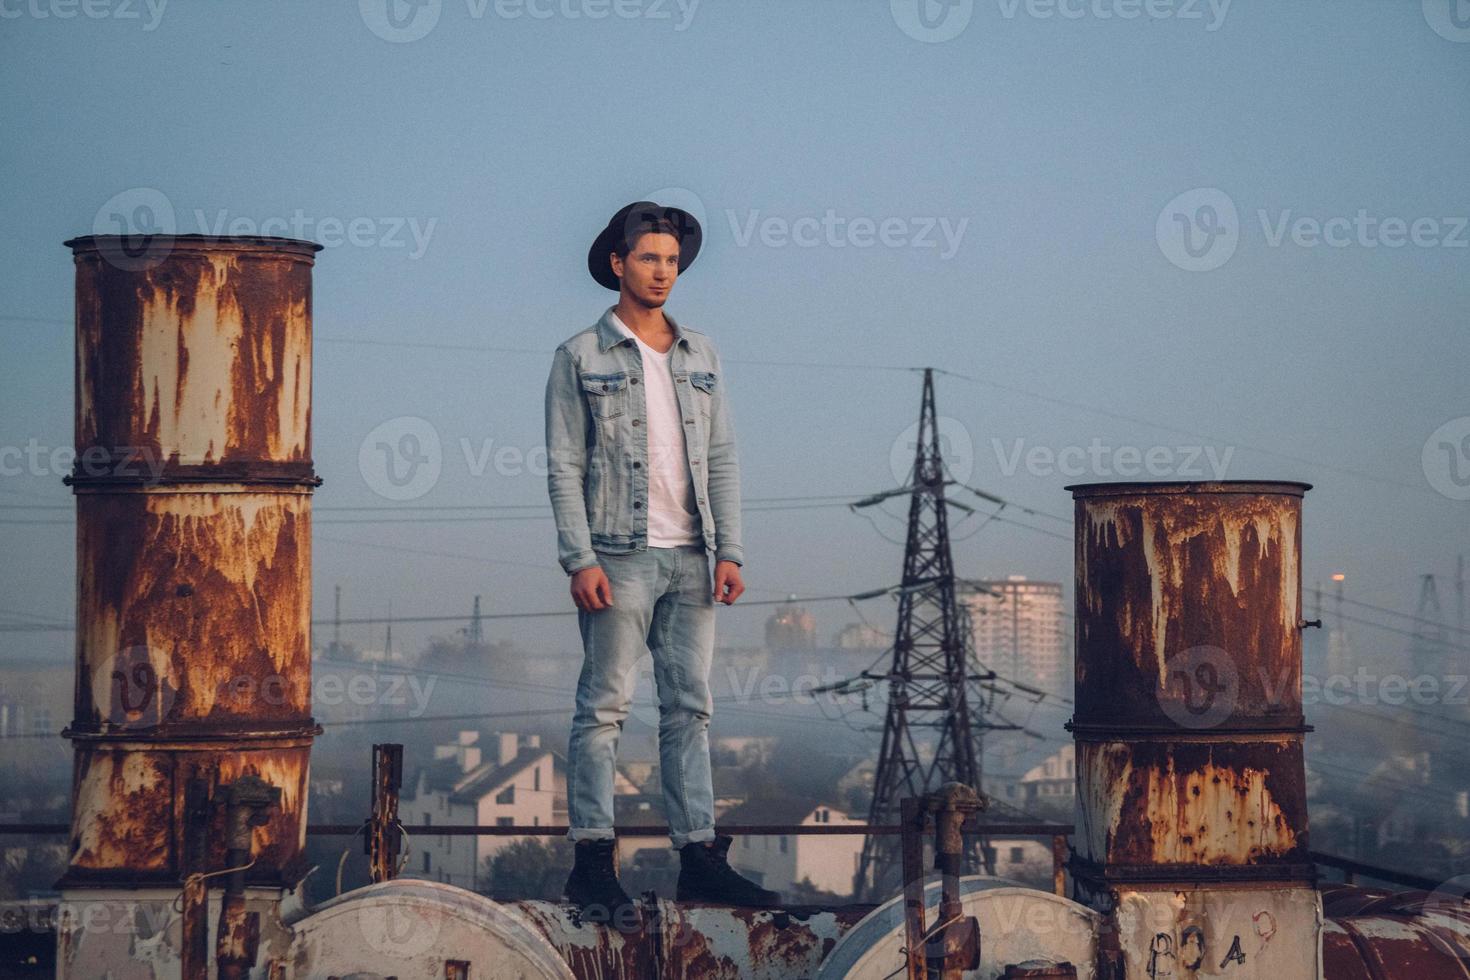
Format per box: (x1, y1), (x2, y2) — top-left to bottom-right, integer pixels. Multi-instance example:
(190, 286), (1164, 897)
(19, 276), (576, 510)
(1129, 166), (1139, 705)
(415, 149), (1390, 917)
(671, 826), (716, 849)
(569, 826), (616, 843)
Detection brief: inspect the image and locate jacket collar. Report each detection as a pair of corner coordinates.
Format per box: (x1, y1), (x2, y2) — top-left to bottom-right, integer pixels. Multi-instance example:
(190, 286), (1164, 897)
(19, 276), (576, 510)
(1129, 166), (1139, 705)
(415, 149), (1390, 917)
(596, 305), (698, 354)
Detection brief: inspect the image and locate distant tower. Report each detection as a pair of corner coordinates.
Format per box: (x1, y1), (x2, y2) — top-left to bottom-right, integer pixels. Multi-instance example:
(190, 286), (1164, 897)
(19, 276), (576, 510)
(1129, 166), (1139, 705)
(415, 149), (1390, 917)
(1408, 574), (1446, 680)
(854, 369), (986, 900)
(1457, 555), (1466, 639)
(1326, 573), (1351, 679)
(385, 599), (394, 662)
(332, 584), (343, 657)
(468, 594), (484, 645)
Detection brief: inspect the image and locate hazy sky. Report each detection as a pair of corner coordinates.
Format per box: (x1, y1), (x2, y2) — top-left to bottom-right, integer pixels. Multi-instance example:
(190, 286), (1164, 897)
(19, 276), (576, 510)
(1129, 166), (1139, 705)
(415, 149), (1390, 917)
(1, 0), (1466, 687)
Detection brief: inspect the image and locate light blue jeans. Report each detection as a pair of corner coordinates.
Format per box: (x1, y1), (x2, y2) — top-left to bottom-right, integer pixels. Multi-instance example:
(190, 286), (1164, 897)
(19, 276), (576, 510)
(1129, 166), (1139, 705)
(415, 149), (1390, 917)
(567, 543), (717, 849)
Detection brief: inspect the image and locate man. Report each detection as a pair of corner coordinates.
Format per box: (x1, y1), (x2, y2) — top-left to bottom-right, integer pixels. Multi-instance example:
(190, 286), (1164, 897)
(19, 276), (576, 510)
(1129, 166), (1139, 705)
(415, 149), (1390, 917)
(544, 201), (779, 923)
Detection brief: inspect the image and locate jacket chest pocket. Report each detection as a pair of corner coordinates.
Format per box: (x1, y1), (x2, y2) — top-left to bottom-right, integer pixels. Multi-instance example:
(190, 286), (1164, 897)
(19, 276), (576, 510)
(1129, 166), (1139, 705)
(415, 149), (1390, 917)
(689, 371), (717, 416)
(581, 372), (629, 420)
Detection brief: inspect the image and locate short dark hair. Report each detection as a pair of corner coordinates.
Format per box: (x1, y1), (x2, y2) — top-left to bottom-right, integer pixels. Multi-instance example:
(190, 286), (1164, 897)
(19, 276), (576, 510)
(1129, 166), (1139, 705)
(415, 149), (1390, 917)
(611, 214), (688, 259)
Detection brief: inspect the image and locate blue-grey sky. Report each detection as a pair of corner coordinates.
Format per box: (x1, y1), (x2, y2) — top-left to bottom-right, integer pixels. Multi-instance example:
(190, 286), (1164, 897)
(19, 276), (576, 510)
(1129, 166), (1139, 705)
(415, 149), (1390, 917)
(1, 0), (1466, 686)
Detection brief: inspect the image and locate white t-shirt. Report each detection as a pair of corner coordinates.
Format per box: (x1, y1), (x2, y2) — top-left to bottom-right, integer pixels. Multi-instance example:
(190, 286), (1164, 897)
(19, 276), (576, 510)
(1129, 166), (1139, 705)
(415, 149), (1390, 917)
(609, 311), (703, 547)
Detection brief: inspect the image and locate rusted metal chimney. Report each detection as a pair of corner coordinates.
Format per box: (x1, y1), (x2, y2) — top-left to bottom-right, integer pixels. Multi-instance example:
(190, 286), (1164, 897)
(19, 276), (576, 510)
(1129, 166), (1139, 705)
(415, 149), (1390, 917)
(56, 234), (322, 978)
(1067, 481), (1321, 979)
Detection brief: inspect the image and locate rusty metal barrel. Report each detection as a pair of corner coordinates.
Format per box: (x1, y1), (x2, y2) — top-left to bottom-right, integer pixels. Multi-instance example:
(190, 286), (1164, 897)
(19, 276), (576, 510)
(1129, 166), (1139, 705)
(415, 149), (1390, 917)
(1066, 481), (1313, 885)
(57, 235), (322, 889)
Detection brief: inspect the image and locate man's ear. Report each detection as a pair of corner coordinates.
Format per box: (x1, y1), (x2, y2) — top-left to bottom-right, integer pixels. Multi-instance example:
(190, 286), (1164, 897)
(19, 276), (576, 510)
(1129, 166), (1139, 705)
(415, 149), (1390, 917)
(608, 251), (623, 282)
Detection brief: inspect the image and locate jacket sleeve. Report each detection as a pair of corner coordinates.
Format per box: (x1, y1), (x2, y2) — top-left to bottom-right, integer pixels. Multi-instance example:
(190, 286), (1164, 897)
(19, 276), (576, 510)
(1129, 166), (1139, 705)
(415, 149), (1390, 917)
(545, 345), (600, 575)
(704, 345), (744, 567)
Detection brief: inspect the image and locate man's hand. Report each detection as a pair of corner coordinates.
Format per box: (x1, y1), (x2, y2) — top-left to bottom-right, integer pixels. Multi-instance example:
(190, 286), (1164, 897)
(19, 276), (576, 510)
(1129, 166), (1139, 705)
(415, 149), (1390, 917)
(571, 566), (613, 611)
(713, 560), (744, 605)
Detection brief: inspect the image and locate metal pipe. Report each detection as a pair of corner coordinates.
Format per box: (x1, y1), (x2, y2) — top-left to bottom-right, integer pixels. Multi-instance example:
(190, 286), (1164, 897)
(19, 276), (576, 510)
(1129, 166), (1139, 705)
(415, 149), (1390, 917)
(58, 234), (322, 891)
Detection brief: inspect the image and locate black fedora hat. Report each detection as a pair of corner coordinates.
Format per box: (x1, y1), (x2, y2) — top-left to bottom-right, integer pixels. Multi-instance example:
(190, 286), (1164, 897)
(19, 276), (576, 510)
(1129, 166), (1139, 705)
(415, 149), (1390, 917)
(587, 200), (703, 291)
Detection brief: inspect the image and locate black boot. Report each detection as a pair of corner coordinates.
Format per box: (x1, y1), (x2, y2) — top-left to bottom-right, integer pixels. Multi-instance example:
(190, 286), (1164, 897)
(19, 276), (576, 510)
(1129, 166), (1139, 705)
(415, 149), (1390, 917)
(563, 839), (639, 928)
(676, 835), (781, 908)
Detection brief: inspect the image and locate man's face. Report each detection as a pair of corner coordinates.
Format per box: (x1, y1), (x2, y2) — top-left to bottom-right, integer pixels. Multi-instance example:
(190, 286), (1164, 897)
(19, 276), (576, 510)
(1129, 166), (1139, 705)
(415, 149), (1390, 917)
(610, 231), (680, 308)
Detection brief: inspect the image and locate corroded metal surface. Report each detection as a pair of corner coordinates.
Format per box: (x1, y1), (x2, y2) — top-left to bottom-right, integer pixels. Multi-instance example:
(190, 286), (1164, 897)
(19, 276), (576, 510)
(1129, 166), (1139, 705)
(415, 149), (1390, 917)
(1068, 481), (1314, 888)
(1320, 886), (1470, 980)
(72, 488), (314, 733)
(66, 235), (320, 484)
(1075, 737), (1309, 871)
(1071, 481), (1310, 733)
(511, 897), (867, 980)
(815, 878), (1101, 980)
(1112, 884), (1323, 979)
(59, 235), (321, 897)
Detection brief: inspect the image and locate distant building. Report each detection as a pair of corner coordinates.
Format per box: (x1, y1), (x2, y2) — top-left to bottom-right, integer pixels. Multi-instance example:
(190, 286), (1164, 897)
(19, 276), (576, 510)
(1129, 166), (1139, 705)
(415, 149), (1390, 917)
(991, 744), (1075, 819)
(834, 622), (890, 650)
(722, 797), (863, 899)
(401, 731), (555, 890)
(765, 596), (816, 650)
(963, 576), (1067, 697)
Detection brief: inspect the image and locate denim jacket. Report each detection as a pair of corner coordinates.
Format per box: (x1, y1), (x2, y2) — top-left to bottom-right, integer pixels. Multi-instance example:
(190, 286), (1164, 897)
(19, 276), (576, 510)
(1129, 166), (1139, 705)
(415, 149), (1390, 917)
(545, 307), (743, 576)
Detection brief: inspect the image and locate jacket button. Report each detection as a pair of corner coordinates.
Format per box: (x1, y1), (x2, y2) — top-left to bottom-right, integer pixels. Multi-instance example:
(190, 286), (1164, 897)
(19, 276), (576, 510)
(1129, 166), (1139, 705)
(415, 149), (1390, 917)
(630, 377), (639, 384)
(632, 461), (642, 469)
(684, 419), (693, 425)
(632, 419), (641, 427)
(633, 501), (642, 509)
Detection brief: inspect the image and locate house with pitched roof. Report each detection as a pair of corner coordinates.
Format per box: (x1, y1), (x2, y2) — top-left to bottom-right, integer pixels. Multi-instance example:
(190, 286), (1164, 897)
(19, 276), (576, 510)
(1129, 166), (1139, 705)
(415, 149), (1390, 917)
(400, 731), (555, 890)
